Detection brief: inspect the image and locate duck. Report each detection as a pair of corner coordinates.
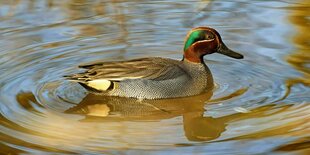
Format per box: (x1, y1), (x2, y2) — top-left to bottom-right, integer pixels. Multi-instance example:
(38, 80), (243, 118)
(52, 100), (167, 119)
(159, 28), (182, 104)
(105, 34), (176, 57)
(65, 27), (243, 99)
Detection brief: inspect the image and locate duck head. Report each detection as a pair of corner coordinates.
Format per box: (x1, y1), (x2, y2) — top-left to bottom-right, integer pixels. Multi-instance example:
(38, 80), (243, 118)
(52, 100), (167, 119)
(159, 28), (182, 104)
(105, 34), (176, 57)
(183, 27), (243, 63)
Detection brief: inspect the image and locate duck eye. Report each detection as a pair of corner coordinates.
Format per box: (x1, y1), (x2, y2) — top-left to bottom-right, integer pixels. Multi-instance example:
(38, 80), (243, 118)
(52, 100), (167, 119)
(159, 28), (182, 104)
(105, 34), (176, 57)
(205, 33), (215, 40)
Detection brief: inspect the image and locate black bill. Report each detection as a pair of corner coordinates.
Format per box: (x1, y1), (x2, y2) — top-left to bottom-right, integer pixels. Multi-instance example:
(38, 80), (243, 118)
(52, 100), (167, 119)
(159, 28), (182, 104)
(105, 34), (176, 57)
(217, 43), (244, 59)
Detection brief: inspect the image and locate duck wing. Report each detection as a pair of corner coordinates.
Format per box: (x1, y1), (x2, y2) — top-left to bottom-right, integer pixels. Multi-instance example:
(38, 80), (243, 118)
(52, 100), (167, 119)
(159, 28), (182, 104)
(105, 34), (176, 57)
(65, 57), (187, 91)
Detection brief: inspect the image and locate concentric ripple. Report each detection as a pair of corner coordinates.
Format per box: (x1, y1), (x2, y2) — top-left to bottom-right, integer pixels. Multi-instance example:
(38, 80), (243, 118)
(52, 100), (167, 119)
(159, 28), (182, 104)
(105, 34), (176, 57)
(0, 0), (309, 154)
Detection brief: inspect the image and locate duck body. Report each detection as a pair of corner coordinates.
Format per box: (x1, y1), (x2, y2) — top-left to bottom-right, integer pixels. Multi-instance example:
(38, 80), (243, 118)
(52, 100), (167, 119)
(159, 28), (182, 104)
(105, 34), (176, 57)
(66, 27), (243, 99)
(69, 57), (213, 99)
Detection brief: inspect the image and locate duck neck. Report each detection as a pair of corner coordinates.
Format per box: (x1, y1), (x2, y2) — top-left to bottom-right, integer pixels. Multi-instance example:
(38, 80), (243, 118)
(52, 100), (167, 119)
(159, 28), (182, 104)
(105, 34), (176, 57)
(183, 49), (203, 63)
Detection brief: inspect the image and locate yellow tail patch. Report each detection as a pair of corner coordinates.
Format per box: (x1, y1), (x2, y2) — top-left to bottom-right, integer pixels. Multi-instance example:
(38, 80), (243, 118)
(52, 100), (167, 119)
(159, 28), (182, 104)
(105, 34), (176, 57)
(87, 80), (112, 91)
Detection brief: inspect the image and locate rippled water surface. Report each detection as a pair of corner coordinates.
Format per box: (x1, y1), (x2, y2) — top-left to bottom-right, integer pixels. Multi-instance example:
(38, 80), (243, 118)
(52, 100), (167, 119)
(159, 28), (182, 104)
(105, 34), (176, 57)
(0, 0), (309, 154)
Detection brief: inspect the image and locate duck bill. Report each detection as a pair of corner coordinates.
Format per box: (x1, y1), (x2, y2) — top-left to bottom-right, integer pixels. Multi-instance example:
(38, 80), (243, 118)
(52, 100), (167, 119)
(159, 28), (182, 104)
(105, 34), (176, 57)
(217, 43), (244, 59)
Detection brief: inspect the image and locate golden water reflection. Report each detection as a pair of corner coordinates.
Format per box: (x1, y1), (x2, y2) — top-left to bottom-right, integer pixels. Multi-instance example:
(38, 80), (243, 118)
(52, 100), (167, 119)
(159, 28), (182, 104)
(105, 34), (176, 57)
(272, 1), (310, 154)
(286, 0), (310, 89)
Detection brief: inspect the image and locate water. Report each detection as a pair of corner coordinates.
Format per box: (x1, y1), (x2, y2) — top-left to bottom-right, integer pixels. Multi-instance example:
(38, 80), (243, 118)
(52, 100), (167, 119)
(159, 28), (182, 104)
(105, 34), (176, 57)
(0, 0), (309, 154)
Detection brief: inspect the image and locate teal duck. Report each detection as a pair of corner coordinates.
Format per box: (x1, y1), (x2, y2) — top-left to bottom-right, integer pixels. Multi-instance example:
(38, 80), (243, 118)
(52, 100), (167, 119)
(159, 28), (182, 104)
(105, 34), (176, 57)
(65, 27), (243, 99)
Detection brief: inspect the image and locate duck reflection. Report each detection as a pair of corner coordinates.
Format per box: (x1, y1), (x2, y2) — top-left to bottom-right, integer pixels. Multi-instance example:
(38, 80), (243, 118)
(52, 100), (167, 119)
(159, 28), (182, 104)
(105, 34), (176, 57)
(17, 90), (278, 142)
(64, 91), (227, 141)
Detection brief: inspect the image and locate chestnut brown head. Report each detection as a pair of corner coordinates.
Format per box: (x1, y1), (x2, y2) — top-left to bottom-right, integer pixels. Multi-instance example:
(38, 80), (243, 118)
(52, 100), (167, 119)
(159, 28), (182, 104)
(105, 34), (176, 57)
(183, 27), (243, 63)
